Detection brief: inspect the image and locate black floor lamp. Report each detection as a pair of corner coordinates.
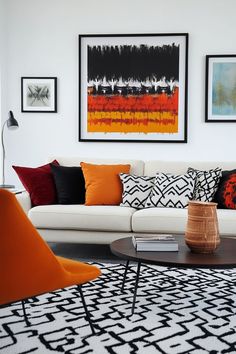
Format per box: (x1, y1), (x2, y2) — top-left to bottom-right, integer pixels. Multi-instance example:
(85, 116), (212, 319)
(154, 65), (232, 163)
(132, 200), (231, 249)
(0, 111), (19, 188)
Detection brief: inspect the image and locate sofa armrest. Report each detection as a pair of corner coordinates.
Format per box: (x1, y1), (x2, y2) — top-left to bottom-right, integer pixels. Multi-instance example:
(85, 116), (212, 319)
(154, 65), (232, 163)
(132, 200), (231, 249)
(15, 191), (32, 214)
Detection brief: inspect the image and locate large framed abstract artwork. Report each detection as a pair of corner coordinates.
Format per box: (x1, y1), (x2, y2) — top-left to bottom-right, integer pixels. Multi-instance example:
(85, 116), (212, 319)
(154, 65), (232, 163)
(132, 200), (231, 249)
(206, 55), (236, 122)
(79, 33), (188, 142)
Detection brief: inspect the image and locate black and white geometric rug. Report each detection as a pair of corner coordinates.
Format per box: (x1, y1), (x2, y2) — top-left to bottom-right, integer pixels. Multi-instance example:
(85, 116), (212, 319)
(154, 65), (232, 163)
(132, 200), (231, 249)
(1, 263), (236, 354)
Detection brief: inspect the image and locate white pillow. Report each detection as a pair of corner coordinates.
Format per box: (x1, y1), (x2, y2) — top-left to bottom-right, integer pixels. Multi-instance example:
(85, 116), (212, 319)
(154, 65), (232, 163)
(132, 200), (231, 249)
(187, 167), (222, 202)
(120, 173), (155, 209)
(145, 172), (195, 209)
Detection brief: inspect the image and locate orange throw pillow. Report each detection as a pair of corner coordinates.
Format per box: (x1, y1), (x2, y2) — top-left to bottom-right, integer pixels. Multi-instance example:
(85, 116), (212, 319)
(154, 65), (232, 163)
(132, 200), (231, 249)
(81, 162), (130, 205)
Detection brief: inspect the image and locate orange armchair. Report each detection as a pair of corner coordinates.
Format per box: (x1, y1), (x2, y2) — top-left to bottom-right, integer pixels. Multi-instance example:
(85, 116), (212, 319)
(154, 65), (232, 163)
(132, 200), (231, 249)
(0, 189), (101, 333)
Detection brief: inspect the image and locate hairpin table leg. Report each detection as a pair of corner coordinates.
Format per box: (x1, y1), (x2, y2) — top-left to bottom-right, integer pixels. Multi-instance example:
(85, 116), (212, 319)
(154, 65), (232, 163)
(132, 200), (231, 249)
(78, 285), (96, 335)
(121, 260), (130, 292)
(131, 262), (141, 315)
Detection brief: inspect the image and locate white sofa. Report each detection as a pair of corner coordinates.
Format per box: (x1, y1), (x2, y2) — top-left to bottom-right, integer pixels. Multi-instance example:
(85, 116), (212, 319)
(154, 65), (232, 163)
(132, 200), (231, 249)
(16, 157), (236, 244)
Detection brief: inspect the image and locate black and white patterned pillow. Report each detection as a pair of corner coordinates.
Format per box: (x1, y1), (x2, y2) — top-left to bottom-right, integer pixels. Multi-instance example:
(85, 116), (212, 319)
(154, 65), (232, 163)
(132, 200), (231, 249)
(187, 167), (222, 202)
(145, 172), (195, 209)
(120, 173), (155, 209)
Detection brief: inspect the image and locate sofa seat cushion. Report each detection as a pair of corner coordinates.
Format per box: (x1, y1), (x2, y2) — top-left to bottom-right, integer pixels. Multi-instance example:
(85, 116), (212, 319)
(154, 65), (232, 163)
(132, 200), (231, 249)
(132, 207), (236, 236)
(132, 207), (188, 234)
(217, 209), (236, 236)
(28, 205), (136, 232)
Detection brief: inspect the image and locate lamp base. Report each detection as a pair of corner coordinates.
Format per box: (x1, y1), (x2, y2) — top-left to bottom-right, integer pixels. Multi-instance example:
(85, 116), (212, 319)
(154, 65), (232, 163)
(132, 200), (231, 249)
(0, 184), (15, 189)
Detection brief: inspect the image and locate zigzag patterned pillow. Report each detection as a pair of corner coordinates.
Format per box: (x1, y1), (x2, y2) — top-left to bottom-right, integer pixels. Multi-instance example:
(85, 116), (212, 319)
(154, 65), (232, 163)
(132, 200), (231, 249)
(187, 167), (222, 202)
(119, 173), (155, 209)
(145, 172), (195, 209)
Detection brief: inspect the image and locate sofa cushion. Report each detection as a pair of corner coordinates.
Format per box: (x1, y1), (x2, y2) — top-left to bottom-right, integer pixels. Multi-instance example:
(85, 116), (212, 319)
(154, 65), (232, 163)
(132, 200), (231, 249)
(48, 156), (144, 175)
(144, 160), (236, 176)
(132, 207), (236, 236)
(216, 209), (236, 235)
(132, 207), (188, 234)
(28, 205), (136, 232)
(81, 162), (130, 205)
(50, 164), (85, 204)
(214, 169), (236, 209)
(145, 172), (195, 209)
(12, 160), (59, 206)
(119, 173), (155, 209)
(187, 167), (222, 202)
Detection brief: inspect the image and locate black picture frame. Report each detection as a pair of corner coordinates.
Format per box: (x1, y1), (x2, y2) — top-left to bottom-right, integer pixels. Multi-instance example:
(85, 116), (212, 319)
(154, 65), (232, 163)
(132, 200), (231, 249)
(205, 55), (236, 122)
(79, 33), (188, 143)
(21, 77), (57, 113)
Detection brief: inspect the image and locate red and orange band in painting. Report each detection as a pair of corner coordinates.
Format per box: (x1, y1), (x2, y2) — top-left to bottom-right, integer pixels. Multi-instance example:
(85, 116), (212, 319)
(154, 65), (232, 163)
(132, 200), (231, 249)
(87, 89), (178, 134)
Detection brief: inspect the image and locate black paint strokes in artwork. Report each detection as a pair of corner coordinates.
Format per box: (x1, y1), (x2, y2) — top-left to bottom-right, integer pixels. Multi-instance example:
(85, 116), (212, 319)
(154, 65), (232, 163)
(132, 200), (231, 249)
(88, 44), (179, 82)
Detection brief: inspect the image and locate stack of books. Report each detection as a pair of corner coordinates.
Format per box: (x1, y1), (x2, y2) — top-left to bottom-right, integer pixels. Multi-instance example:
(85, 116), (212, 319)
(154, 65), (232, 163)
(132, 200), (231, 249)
(132, 234), (179, 252)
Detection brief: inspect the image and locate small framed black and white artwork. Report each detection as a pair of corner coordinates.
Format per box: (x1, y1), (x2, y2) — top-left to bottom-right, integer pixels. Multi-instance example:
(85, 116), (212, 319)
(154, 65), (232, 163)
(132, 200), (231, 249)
(21, 77), (57, 113)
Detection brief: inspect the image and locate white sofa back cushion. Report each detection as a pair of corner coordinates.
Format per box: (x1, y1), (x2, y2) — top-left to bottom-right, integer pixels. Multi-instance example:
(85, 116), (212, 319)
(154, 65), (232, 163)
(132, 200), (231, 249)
(144, 161), (236, 176)
(48, 156), (144, 176)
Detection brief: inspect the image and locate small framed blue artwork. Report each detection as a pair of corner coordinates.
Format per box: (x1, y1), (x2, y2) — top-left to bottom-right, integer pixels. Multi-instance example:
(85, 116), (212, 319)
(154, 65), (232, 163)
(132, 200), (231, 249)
(206, 55), (236, 122)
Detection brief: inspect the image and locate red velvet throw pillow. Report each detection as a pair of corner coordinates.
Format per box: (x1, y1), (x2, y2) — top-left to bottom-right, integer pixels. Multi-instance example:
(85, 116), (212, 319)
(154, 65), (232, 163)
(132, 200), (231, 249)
(12, 160), (59, 206)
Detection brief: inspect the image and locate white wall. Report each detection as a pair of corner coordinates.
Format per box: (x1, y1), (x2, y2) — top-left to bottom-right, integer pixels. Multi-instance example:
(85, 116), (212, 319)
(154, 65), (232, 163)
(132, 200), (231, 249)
(0, 0), (7, 184)
(0, 0), (3, 127)
(3, 0), (236, 186)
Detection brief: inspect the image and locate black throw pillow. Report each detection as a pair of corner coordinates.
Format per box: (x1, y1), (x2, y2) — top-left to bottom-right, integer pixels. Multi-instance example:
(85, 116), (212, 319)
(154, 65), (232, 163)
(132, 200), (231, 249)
(50, 164), (85, 204)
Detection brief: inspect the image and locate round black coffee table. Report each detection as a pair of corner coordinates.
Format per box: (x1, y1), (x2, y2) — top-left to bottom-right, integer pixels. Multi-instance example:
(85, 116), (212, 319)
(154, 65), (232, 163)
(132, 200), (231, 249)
(110, 236), (236, 314)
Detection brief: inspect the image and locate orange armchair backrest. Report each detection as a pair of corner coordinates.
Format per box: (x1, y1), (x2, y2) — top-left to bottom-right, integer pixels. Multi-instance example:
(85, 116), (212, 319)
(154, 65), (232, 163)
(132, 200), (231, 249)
(0, 189), (67, 305)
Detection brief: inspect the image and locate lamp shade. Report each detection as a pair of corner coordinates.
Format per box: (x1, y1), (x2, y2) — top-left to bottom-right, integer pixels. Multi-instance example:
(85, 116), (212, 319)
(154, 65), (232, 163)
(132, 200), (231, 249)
(7, 111), (19, 130)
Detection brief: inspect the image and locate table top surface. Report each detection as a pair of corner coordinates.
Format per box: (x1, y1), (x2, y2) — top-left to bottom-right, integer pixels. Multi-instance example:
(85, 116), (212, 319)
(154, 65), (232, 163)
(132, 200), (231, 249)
(110, 236), (236, 269)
